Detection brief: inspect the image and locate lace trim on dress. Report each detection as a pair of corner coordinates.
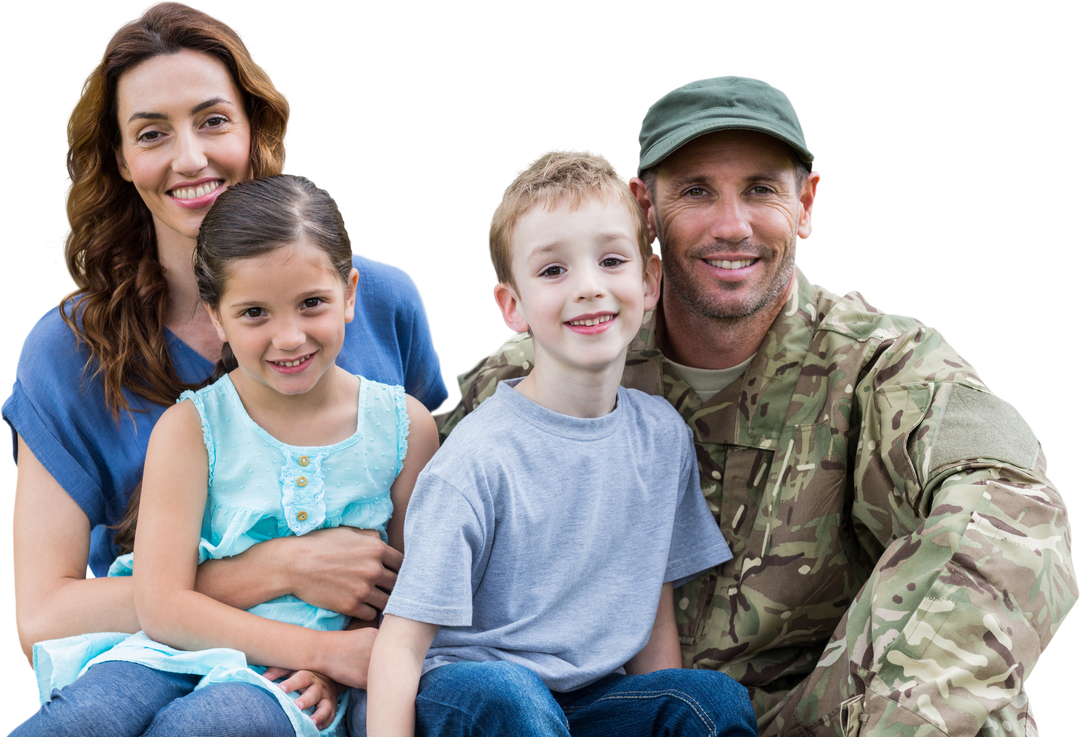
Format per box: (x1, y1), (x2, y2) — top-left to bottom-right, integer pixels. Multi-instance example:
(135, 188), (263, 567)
(393, 385), (410, 477)
(179, 389), (216, 486)
(279, 449), (328, 536)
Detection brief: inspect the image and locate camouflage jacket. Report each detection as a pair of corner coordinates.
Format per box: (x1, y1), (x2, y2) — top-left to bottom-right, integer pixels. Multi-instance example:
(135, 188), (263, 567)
(437, 270), (1076, 736)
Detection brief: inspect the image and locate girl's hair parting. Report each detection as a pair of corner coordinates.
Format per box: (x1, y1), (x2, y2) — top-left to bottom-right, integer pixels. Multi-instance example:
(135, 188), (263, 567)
(62, 2), (289, 420)
(194, 174), (353, 382)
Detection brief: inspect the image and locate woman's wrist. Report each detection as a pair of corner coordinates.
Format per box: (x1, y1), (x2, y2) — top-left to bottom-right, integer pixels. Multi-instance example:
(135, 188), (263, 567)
(194, 535), (294, 608)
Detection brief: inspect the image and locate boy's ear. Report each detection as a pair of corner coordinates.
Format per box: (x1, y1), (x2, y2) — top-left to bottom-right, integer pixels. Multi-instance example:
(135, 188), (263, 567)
(642, 254), (662, 311)
(494, 282), (529, 333)
(343, 268), (360, 324)
(205, 303), (229, 343)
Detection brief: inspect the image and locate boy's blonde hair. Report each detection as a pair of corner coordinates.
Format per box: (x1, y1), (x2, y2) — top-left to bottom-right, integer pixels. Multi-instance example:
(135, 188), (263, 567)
(490, 152), (652, 287)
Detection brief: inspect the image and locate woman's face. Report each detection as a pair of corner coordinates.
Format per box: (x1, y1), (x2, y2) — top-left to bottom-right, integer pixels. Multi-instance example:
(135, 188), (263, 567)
(115, 49), (252, 246)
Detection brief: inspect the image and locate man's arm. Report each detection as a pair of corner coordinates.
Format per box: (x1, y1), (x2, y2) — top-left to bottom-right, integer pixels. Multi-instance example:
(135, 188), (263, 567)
(844, 330), (1076, 735)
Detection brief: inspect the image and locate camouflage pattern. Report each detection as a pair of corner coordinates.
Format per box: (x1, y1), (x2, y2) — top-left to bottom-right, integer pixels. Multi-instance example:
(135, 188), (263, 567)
(437, 270), (1076, 736)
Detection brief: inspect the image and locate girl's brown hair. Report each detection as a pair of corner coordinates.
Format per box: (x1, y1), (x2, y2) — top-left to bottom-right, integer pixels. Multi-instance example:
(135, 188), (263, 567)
(63, 2), (289, 420)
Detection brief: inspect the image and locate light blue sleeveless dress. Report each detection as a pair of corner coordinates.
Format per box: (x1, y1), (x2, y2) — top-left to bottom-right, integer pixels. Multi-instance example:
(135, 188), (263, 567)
(31, 374), (409, 737)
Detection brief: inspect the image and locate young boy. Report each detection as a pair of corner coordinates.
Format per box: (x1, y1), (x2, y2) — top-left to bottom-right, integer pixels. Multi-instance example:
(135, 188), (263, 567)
(366, 153), (756, 737)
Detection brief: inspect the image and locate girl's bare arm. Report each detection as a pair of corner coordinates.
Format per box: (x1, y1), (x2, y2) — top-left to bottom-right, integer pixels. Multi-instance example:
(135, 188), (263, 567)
(386, 395), (439, 553)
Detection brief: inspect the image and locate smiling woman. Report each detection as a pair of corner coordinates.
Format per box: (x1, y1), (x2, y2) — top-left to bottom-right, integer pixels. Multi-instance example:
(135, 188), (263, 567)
(114, 50), (253, 250)
(2, 3), (446, 735)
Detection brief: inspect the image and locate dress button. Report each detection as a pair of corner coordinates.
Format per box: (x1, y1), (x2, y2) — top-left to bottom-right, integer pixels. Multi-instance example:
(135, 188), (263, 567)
(297, 511), (308, 522)
(297, 476), (308, 487)
(298, 456), (310, 467)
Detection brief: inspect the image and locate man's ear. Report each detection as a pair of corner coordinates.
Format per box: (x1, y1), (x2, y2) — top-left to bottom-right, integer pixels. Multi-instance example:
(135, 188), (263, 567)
(494, 282), (529, 334)
(629, 177), (658, 244)
(205, 303), (229, 343)
(343, 268), (360, 323)
(642, 254), (662, 311)
(115, 147), (133, 183)
(797, 171), (821, 239)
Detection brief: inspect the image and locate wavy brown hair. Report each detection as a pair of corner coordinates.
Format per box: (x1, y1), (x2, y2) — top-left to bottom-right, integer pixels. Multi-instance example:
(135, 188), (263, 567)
(63, 2), (289, 420)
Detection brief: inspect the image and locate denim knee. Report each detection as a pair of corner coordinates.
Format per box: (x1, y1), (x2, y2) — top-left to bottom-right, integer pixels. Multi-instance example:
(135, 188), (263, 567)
(650, 669), (757, 737)
(9, 662), (198, 737)
(416, 661), (569, 737)
(558, 668), (757, 737)
(142, 682), (294, 737)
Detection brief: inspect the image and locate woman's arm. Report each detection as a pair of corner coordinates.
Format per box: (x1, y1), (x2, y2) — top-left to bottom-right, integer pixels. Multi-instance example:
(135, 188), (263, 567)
(625, 583), (682, 674)
(12, 438), (140, 661)
(10, 435), (403, 665)
(194, 526), (402, 617)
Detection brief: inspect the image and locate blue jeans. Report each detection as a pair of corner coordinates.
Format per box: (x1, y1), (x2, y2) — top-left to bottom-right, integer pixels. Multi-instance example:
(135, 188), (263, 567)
(408, 661), (757, 737)
(9, 660), (295, 737)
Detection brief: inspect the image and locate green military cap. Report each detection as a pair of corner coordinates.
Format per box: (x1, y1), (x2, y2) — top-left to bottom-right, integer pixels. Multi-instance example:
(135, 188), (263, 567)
(638, 76), (813, 174)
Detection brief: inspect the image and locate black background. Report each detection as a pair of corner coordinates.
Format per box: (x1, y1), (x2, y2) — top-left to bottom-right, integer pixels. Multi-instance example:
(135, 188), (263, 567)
(2, 4), (1071, 730)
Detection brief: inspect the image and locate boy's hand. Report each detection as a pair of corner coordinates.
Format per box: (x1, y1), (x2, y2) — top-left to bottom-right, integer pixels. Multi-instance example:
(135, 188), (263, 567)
(263, 667), (346, 729)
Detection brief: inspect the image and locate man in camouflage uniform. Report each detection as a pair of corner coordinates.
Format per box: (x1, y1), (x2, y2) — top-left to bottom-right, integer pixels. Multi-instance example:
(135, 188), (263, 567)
(437, 77), (1076, 736)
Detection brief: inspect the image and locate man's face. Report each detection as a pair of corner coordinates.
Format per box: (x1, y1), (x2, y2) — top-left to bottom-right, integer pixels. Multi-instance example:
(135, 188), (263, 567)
(643, 130), (816, 321)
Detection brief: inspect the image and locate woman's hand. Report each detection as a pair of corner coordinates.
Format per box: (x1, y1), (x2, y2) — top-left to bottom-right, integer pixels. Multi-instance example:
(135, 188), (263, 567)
(263, 667), (345, 729)
(195, 526), (402, 618)
(287, 527), (403, 619)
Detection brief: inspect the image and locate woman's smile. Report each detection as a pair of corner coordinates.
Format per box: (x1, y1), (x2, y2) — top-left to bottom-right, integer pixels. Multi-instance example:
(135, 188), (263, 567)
(115, 50), (252, 244)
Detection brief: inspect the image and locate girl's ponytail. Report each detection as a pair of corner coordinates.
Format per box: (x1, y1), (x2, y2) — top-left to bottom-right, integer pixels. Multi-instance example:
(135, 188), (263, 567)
(209, 342), (239, 384)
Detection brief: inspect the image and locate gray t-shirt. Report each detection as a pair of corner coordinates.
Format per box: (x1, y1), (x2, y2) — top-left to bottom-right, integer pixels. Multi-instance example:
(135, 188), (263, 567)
(385, 380), (732, 692)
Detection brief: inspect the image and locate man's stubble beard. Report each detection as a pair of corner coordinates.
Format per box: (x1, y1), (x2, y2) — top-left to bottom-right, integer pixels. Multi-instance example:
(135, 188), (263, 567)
(657, 219), (797, 322)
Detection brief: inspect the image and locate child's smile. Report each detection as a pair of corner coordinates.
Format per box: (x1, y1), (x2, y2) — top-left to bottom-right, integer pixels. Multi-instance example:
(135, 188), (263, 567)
(496, 197), (660, 379)
(208, 240), (358, 402)
(565, 312), (617, 334)
(268, 351), (317, 373)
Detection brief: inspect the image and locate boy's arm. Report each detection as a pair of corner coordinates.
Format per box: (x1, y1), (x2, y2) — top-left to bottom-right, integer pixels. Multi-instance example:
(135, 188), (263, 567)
(367, 614), (440, 737)
(625, 583), (682, 674)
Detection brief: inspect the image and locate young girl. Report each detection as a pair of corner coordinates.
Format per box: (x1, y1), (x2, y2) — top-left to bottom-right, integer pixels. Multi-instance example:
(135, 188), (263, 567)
(13, 175), (439, 737)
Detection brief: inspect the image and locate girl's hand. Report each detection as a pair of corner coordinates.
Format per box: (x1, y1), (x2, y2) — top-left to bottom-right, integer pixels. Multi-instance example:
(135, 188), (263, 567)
(264, 667), (345, 729)
(317, 626), (380, 689)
